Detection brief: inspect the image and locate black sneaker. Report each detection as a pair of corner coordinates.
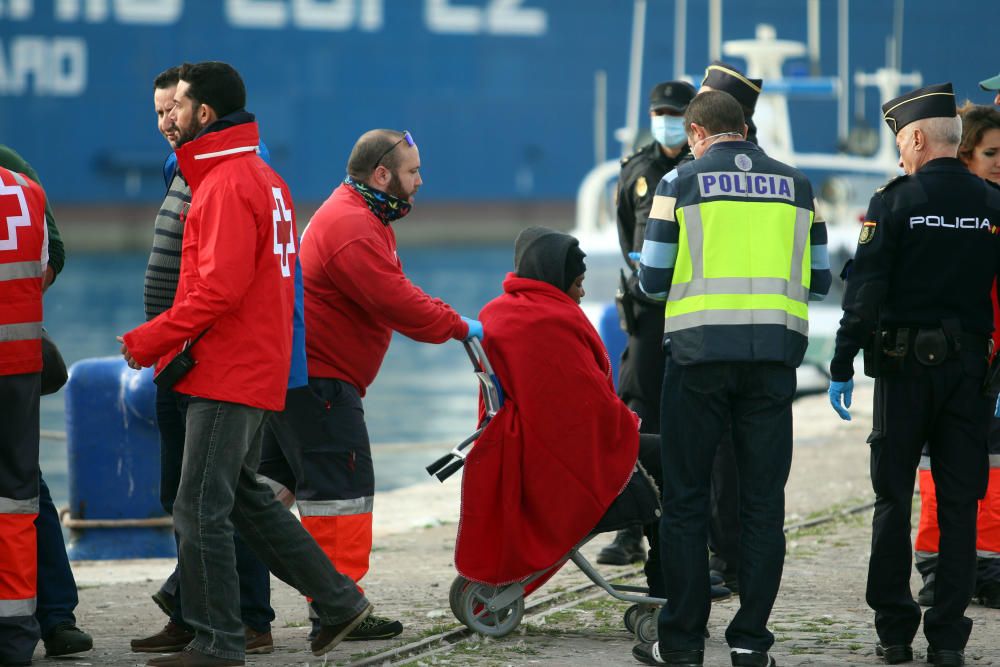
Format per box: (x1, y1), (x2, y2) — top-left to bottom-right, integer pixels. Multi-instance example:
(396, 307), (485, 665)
(711, 584), (733, 602)
(632, 643), (703, 665)
(730, 649), (776, 667)
(926, 647), (964, 667)
(344, 614), (403, 641)
(597, 526), (646, 565)
(875, 642), (913, 664)
(975, 580), (1000, 608)
(310, 602), (373, 656)
(43, 622), (94, 657)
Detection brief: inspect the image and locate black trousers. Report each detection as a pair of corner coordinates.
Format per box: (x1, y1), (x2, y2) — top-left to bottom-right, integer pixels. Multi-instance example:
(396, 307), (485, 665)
(618, 298), (742, 574)
(867, 353), (990, 651)
(618, 297), (667, 434)
(0, 373), (41, 664)
(637, 433), (665, 597)
(657, 359), (795, 652)
(708, 428), (740, 582)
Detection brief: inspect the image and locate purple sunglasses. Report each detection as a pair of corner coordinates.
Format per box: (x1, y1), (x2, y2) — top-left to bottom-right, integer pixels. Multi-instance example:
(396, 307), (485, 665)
(373, 130), (414, 170)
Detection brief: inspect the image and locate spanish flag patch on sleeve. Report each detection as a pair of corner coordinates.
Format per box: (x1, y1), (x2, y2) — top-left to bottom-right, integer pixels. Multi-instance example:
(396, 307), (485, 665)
(859, 220), (877, 244)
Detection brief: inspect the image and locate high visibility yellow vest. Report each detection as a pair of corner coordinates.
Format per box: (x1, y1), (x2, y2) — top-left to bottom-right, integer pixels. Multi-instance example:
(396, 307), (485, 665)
(667, 199), (813, 334)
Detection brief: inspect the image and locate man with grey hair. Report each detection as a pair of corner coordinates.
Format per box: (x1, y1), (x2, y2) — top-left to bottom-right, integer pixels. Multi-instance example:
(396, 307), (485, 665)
(829, 83), (1000, 667)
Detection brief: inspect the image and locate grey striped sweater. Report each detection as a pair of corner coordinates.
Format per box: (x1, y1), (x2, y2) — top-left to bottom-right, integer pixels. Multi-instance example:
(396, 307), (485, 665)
(143, 172), (191, 321)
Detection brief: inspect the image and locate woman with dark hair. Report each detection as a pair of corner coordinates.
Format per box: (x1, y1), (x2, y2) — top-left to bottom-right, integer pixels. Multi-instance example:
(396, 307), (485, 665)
(914, 103), (1000, 610)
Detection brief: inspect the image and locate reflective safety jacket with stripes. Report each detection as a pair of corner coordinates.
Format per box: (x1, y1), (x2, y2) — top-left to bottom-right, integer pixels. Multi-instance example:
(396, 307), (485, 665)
(0, 166), (48, 376)
(638, 141), (831, 367)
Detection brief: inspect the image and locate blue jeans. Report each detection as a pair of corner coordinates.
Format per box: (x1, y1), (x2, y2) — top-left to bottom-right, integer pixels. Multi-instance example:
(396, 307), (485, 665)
(657, 359), (795, 653)
(174, 398), (368, 660)
(156, 386), (274, 633)
(35, 475), (77, 637)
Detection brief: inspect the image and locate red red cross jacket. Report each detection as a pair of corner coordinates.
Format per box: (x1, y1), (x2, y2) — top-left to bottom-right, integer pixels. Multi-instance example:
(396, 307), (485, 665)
(123, 121), (297, 411)
(0, 166), (48, 376)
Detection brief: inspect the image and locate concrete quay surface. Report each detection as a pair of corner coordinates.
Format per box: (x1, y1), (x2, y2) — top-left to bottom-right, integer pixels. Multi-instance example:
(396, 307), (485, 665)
(37, 385), (1000, 666)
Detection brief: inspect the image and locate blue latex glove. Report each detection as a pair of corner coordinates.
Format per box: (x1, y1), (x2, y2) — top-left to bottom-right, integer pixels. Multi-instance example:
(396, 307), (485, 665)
(995, 393), (1000, 418)
(628, 251), (641, 263)
(828, 379), (854, 421)
(461, 316), (483, 341)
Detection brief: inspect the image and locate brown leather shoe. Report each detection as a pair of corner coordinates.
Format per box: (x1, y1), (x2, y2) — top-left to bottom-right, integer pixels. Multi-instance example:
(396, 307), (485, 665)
(244, 627), (273, 654)
(131, 621), (195, 653)
(146, 648), (244, 666)
(310, 602), (374, 656)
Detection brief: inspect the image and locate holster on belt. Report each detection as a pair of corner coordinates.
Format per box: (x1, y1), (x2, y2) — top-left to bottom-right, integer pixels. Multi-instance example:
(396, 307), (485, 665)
(615, 269), (637, 335)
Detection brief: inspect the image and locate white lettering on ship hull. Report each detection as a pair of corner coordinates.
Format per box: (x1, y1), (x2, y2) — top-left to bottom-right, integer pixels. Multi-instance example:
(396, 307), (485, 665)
(1, 0), (546, 35)
(0, 36), (86, 96)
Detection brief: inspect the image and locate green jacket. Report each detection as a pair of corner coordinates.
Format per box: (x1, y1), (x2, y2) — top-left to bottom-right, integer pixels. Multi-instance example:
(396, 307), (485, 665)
(0, 144), (65, 281)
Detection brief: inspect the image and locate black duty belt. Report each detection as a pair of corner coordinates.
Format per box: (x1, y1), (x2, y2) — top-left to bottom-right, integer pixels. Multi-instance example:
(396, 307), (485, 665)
(881, 327), (989, 366)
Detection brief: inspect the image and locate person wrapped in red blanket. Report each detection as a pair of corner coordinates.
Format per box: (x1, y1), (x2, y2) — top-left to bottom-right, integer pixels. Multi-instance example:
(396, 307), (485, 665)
(454, 226), (641, 586)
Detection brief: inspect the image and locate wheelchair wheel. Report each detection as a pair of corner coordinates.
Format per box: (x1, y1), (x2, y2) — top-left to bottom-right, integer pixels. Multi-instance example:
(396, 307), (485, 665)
(449, 575), (470, 624)
(457, 581), (525, 638)
(635, 613), (658, 643)
(623, 604), (641, 633)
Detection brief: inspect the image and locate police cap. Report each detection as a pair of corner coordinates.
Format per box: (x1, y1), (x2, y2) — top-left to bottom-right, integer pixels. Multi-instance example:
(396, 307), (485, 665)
(649, 80), (696, 112)
(881, 82), (956, 135)
(701, 61), (762, 112)
(980, 73), (1000, 91)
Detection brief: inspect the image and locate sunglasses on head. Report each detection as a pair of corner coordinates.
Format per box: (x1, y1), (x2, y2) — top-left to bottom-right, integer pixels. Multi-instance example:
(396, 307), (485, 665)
(372, 130), (414, 171)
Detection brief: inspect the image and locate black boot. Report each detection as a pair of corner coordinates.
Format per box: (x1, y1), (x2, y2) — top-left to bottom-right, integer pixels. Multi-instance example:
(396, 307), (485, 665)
(598, 525), (646, 565)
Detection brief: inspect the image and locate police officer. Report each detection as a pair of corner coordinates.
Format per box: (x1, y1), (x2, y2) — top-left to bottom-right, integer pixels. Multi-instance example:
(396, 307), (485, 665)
(695, 61), (765, 593)
(600, 80), (696, 568)
(634, 90), (831, 667)
(828, 83), (1000, 667)
(699, 61), (762, 144)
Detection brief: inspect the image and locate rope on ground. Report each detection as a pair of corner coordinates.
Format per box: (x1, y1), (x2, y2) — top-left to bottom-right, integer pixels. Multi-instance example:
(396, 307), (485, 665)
(58, 506), (173, 529)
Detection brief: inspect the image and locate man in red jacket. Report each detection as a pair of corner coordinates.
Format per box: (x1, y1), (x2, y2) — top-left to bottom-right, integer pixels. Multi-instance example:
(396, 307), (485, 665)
(257, 128), (480, 641)
(0, 164), (48, 667)
(119, 61), (371, 667)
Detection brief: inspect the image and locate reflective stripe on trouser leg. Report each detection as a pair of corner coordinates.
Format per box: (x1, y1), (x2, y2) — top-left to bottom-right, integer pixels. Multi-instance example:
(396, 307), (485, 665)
(300, 510), (373, 591)
(0, 511), (38, 613)
(915, 465), (940, 559)
(977, 465), (1000, 558)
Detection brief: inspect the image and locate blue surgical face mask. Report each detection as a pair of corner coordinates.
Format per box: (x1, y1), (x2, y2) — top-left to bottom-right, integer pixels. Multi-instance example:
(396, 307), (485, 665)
(651, 114), (688, 147)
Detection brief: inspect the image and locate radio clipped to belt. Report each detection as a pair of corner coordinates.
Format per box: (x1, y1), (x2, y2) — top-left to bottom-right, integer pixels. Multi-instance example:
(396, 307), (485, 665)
(863, 327), (907, 378)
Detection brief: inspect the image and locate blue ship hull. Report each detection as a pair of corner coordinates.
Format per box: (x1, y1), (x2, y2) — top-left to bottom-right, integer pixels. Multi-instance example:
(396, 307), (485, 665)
(0, 0), (995, 204)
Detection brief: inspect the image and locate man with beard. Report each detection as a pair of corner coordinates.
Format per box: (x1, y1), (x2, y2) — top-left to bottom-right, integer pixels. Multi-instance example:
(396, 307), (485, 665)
(255, 129), (480, 642)
(120, 61), (372, 667)
(129, 65), (276, 658)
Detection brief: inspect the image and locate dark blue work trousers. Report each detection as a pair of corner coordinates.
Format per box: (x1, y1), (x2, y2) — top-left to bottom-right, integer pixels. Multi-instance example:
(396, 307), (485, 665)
(35, 475), (77, 637)
(656, 358), (795, 654)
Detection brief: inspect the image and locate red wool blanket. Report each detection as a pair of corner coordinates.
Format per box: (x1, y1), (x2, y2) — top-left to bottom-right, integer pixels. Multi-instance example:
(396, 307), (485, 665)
(455, 274), (639, 585)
